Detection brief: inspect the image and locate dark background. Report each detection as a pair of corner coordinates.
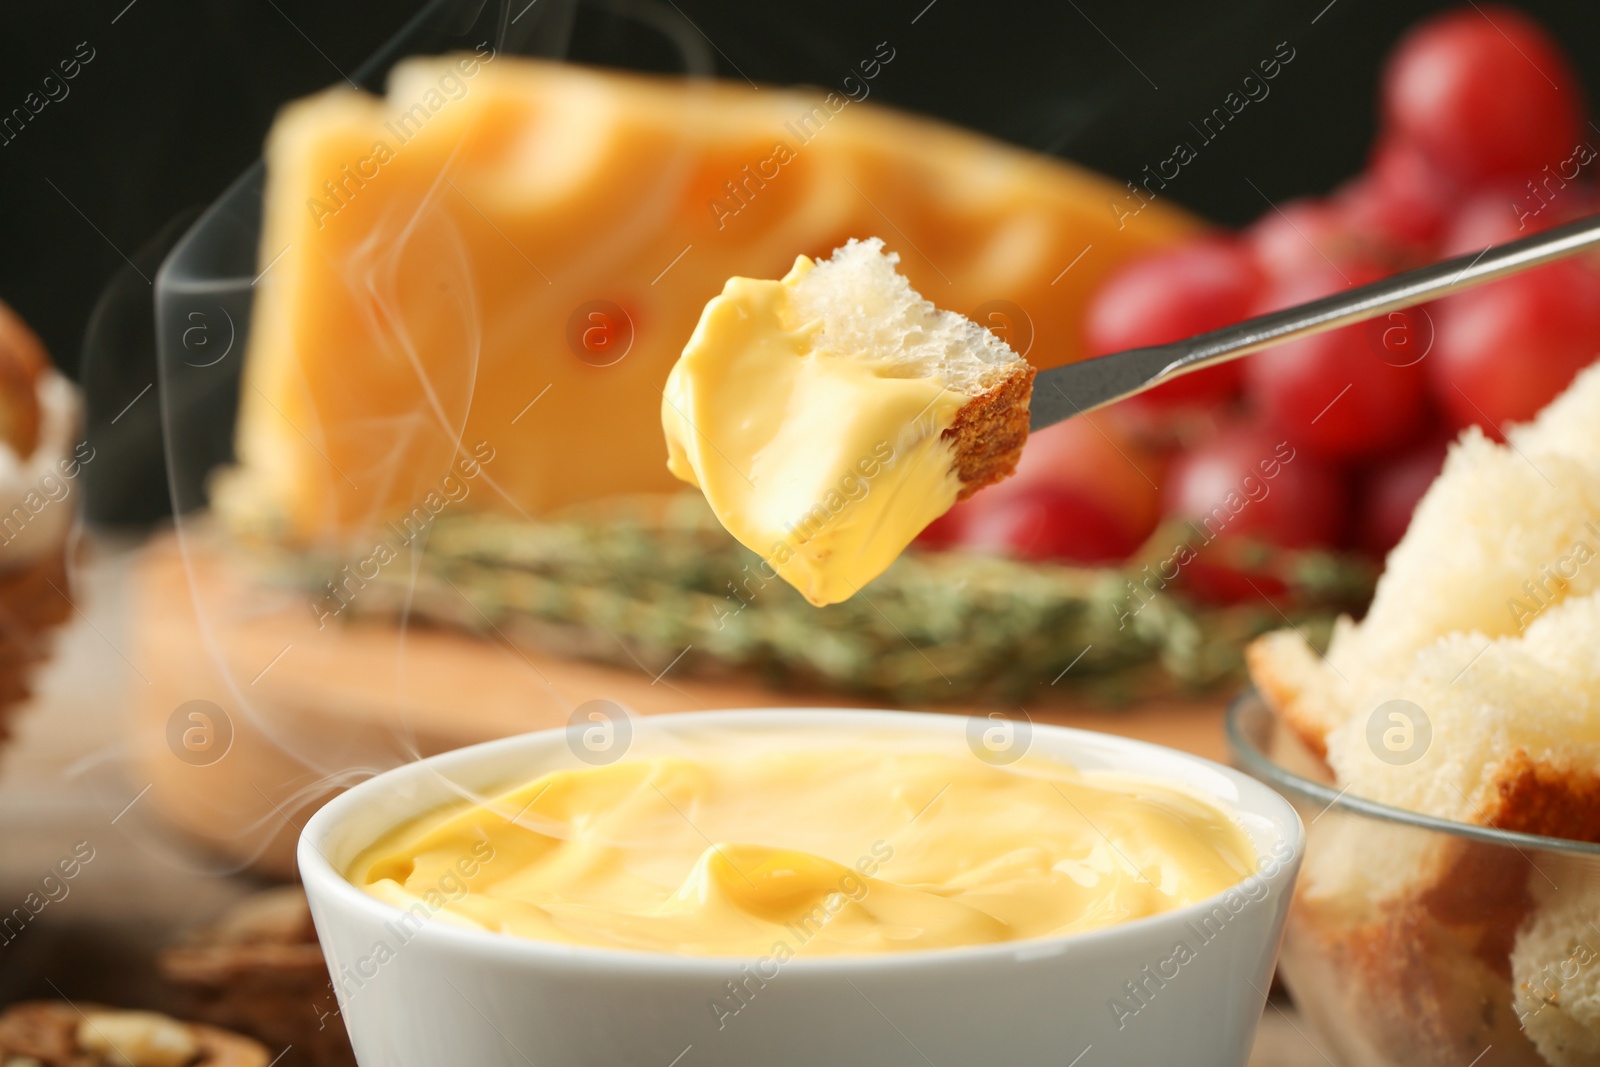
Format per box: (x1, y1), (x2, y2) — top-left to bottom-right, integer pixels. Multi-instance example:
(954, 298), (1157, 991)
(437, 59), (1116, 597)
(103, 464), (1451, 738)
(0, 0), (1595, 520)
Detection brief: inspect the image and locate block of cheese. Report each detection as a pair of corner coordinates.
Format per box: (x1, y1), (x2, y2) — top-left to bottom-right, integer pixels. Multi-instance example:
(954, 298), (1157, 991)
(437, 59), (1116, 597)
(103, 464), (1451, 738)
(222, 54), (1199, 544)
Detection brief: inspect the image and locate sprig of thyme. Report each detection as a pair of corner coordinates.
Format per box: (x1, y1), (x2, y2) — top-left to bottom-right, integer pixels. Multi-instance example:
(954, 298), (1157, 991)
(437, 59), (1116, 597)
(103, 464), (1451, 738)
(263, 494), (1371, 705)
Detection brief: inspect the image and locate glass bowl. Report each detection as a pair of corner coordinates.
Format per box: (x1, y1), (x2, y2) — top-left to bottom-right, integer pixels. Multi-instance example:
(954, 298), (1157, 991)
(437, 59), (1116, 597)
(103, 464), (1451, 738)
(1227, 688), (1600, 1067)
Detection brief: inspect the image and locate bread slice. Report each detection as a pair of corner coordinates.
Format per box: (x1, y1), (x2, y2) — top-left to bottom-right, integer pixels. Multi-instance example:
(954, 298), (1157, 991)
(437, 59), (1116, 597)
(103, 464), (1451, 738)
(1250, 359), (1600, 1067)
(1322, 610), (1600, 833)
(1308, 590), (1600, 955)
(1250, 411), (1600, 755)
(785, 237), (1035, 498)
(1512, 862), (1600, 1066)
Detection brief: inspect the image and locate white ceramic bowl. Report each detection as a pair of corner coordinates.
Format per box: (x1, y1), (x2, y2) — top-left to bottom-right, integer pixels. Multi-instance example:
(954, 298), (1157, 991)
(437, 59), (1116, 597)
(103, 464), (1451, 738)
(299, 708), (1304, 1067)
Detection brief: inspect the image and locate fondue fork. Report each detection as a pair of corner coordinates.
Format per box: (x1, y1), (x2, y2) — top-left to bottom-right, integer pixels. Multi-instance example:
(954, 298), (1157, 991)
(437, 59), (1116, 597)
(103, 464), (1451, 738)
(1028, 211), (1600, 430)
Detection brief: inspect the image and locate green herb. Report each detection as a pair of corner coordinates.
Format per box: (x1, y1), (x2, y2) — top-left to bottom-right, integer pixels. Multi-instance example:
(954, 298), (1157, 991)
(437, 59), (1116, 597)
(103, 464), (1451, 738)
(270, 494), (1372, 705)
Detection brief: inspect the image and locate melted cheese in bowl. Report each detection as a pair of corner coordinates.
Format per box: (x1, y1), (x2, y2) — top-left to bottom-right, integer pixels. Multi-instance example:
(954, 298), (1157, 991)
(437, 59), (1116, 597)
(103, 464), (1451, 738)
(349, 743), (1256, 957)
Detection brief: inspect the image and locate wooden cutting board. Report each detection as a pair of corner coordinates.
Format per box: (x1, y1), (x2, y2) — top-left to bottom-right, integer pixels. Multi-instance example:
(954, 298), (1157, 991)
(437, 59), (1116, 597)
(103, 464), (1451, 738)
(129, 530), (1230, 878)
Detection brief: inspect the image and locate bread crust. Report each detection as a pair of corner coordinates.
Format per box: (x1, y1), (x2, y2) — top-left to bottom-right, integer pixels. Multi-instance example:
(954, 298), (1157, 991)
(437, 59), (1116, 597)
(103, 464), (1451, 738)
(945, 364), (1035, 499)
(1486, 751), (1600, 844)
(1245, 631), (1333, 761)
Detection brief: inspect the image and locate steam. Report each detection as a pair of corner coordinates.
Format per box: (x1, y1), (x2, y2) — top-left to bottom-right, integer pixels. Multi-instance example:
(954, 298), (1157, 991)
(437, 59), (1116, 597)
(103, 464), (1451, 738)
(145, 0), (731, 874)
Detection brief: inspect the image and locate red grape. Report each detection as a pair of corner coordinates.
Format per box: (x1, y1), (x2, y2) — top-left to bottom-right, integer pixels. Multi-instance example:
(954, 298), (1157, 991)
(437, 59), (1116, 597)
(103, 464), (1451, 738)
(1163, 426), (1346, 551)
(1245, 198), (1377, 285)
(948, 416), (1163, 564)
(1356, 435), (1449, 556)
(1162, 425), (1348, 603)
(1429, 257), (1600, 434)
(1443, 182), (1598, 257)
(1007, 417), (1164, 527)
(914, 507), (968, 550)
(958, 485), (1146, 565)
(1084, 238), (1262, 408)
(1244, 267), (1430, 458)
(1335, 135), (1463, 254)
(1382, 6), (1585, 187)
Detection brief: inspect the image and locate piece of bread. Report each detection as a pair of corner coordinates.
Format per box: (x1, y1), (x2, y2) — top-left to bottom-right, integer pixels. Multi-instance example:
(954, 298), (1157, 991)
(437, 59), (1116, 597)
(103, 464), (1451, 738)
(1291, 792), (1545, 1062)
(0, 299), (47, 458)
(663, 236), (1036, 605)
(1251, 411), (1600, 755)
(1299, 814), (1458, 912)
(1288, 895), (1529, 1066)
(1351, 432), (1600, 668)
(1246, 628), (1344, 760)
(785, 237), (1035, 498)
(1511, 359), (1600, 467)
(1512, 863), (1600, 1066)
(0, 1001), (269, 1067)
(1297, 799), (1534, 956)
(1324, 594), (1600, 836)
(1252, 360), (1600, 1067)
(1285, 534), (1600, 1067)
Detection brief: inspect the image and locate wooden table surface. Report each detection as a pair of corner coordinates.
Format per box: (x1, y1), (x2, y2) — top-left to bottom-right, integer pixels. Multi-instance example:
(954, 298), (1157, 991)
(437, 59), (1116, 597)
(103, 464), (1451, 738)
(0, 533), (1332, 1065)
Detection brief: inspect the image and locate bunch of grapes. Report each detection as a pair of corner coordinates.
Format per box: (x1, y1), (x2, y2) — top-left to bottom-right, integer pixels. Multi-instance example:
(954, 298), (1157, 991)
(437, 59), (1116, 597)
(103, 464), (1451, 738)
(924, 5), (1599, 604)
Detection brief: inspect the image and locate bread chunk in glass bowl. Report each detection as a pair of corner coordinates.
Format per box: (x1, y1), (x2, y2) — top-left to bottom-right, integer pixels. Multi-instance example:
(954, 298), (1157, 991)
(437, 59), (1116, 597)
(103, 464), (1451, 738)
(1230, 689), (1600, 1067)
(1234, 360), (1600, 1066)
